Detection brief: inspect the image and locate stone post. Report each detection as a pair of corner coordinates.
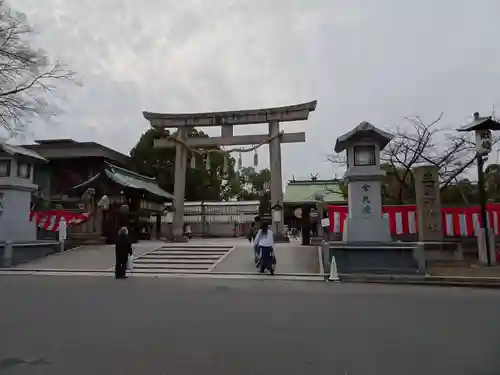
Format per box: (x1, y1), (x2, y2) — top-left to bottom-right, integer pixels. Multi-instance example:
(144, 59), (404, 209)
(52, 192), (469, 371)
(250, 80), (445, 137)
(172, 127), (188, 242)
(413, 165), (443, 242)
(268, 120), (286, 241)
(3, 241), (12, 267)
(200, 201), (206, 237)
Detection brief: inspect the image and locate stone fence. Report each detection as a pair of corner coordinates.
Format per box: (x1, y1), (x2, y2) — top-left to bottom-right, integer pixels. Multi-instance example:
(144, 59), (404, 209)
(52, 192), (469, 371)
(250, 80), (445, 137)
(0, 241), (60, 268)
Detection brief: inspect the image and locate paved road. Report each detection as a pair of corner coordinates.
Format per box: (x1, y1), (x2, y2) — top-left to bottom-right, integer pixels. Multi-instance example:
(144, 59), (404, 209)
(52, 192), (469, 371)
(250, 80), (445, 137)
(1, 276), (499, 374)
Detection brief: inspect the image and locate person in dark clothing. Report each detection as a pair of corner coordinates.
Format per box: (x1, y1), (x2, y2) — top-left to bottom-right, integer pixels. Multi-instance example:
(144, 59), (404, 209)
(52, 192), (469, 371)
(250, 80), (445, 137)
(115, 226), (132, 279)
(247, 218), (261, 264)
(247, 217), (260, 243)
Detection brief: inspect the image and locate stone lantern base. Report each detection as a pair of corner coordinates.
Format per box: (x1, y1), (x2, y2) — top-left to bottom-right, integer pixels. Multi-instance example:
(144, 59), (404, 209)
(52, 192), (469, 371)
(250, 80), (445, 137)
(342, 217), (391, 243)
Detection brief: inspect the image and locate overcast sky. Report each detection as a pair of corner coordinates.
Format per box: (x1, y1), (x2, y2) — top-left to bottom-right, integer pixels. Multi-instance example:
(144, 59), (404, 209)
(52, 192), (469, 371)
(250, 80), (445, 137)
(12, 0), (500, 182)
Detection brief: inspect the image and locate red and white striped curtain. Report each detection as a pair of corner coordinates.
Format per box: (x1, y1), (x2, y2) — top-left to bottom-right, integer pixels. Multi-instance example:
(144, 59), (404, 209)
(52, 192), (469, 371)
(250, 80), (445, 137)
(328, 204), (500, 237)
(29, 210), (91, 232)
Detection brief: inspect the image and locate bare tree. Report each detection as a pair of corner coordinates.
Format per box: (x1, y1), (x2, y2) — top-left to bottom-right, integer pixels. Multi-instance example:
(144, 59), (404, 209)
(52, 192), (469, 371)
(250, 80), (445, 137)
(327, 113), (486, 203)
(0, 2), (75, 134)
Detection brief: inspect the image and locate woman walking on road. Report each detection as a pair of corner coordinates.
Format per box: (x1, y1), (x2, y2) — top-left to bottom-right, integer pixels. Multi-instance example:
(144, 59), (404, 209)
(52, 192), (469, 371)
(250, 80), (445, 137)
(253, 222), (276, 275)
(115, 226), (132, 279)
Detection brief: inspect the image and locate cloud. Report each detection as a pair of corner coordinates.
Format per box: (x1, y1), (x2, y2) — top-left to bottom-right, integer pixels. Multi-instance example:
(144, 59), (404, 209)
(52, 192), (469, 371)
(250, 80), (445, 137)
(12, 0), (500, 183)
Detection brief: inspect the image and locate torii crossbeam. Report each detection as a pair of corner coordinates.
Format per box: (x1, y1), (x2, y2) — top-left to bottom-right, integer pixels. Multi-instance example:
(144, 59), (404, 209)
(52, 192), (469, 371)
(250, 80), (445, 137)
(143, 100), (317, 242)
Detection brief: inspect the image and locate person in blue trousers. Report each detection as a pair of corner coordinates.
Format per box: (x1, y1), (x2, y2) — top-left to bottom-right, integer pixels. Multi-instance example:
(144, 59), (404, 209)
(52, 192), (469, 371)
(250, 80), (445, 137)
(253, 222), (275, 275)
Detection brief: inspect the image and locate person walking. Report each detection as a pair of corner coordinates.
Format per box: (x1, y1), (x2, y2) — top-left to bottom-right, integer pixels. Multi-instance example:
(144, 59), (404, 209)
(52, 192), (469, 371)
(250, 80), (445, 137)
(115, 226), (132, 279)
(185, 224), (192, 240)
(253, 221), (276, 275)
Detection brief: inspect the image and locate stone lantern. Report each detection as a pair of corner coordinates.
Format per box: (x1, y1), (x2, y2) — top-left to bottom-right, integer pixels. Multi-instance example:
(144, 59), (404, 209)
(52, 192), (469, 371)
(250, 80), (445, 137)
(0, 143), (47, 242)
(334, 122), (393, 242)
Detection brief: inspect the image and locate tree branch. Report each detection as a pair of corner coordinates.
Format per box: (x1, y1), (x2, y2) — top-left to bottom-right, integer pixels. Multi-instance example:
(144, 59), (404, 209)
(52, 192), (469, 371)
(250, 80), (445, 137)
(0, 1), (77, 133)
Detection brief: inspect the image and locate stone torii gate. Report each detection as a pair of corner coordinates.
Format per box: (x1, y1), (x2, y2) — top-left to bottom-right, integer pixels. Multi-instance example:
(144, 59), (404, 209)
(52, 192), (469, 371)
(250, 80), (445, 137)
(143, 100), (317, 242)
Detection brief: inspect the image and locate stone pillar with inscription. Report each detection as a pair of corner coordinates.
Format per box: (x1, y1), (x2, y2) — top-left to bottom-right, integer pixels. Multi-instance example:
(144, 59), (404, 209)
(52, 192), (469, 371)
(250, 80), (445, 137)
(412, 165), (442, 242)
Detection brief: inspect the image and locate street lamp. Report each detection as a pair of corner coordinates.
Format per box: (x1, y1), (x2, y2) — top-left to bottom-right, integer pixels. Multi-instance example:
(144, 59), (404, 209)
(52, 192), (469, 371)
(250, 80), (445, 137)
(457, 112), (500, 266)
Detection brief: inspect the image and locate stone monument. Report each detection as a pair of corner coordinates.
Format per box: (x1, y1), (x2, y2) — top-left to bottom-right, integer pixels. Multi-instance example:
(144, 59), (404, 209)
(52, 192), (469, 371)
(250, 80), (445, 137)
(412, 165), (443, 242)
(143, 101), (317, 242)
(334, 122), (393, 242)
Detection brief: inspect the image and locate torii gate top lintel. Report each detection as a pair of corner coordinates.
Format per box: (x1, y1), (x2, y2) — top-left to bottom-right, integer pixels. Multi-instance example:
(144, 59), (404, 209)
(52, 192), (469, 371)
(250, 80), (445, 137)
(142, 100), (317, 128)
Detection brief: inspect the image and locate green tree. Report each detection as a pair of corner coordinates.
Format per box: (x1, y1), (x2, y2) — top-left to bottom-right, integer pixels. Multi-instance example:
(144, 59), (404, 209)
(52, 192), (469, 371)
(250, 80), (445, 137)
(441, 178), (476, 205)
(129, 128), (239, 201)
(485, 164), (500, 202)
(234, 167), (271, 200)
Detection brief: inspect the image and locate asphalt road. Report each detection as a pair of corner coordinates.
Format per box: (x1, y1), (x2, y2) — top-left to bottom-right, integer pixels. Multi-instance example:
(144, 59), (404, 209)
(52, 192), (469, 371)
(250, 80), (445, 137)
(1, 275), (500, 375)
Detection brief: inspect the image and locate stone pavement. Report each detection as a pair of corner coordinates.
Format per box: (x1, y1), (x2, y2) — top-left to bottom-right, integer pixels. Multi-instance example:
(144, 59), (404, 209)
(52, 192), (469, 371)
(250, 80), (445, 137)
(11, 241), (165, 271)
(211, 239), (320, 274)
(6, 238), (322, 278)
(1, 276), (499, 374)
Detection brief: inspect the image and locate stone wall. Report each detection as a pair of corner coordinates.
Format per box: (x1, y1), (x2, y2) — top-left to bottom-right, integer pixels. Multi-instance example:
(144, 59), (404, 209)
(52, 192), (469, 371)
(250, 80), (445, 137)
(0, 241), (59, 268)
(161, 221), (251, 238)
(0, 189), (37, 242)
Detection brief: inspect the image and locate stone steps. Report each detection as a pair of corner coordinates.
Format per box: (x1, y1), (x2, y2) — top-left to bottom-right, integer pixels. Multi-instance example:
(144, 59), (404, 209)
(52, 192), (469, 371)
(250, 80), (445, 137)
(136, 259), (215, 265)
(149, 251), (227, 256)
(134, 263), (210, 270)
(133, 245), (233, 272)
(140, 254), (222, 260)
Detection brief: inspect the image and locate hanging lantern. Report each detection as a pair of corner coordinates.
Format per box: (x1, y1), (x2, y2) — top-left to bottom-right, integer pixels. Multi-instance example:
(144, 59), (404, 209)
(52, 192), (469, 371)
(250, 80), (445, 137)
(190, 154), (196, 169)
(223, 153), (229, 174)
(205, 153), (211, 170)
(238, 152), (242, 169)
(253, 150), (259, 167)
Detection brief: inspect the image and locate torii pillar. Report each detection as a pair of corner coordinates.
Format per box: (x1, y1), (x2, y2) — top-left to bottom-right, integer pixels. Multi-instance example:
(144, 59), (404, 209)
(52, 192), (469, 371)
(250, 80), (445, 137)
(143, 101), (317, 242)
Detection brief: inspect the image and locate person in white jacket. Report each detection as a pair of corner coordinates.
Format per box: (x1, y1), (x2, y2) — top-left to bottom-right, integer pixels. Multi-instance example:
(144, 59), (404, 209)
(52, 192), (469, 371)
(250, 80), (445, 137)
(253, 222), (276, 275)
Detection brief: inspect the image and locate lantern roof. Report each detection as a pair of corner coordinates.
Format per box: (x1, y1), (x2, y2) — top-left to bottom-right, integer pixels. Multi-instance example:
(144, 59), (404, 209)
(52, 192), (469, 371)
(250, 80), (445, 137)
(457, 112), (500, 132)
(334, 121), (393, 153)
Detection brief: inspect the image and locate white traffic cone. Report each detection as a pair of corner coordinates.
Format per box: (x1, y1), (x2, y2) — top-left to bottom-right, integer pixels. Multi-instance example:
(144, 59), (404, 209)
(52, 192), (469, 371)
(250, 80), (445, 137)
(329, 255), (340, 282)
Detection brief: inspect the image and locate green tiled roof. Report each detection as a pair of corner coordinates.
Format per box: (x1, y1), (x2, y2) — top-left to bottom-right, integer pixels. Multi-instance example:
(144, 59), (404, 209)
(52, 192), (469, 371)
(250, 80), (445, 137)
(73, 162), (173, 201)
(104, 162), (173, 200)
(284, 180), (345, 204)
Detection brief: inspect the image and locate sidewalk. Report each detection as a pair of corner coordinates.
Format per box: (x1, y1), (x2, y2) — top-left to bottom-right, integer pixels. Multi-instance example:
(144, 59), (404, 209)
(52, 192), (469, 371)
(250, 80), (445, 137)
(335, 263), (500, 288)
(11, 241), (165, 271)
(428, 264), (500, 277)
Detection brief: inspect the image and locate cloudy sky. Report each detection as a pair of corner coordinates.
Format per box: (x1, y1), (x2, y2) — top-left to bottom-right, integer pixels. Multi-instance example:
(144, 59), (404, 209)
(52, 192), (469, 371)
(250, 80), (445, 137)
(12, 0), (500, 182)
